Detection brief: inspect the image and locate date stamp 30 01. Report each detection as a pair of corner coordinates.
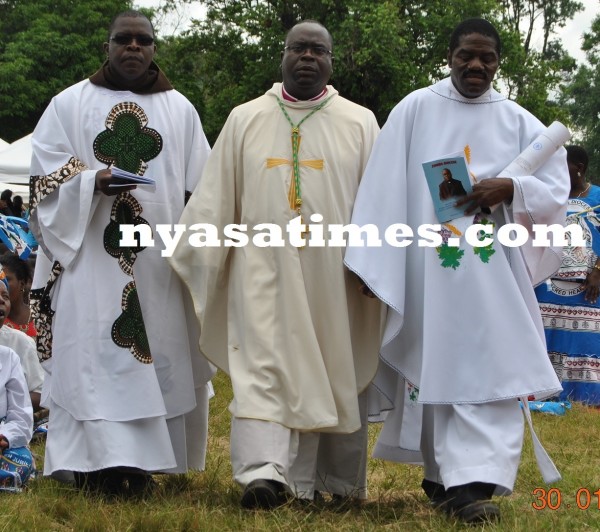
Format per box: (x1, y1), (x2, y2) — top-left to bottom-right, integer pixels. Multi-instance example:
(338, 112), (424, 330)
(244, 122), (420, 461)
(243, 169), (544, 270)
(533, 488), (600, 510)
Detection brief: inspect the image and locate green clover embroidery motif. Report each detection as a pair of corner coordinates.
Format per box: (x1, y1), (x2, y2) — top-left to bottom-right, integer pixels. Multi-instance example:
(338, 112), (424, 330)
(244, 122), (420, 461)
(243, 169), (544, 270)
(104, 194), (150, 275)
(112, 281), (152, 364)
(93, 102), (162, 175)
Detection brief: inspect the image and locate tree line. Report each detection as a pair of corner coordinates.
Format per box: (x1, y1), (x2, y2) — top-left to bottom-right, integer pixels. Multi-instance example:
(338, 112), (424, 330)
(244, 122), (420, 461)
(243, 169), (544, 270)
(2, 0), (599, 180)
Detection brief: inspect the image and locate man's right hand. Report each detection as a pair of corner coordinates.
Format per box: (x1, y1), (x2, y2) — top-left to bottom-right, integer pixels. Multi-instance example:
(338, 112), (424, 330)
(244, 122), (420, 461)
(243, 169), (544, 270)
(95, 169), (137, 196)
(359, 282), (377, 298)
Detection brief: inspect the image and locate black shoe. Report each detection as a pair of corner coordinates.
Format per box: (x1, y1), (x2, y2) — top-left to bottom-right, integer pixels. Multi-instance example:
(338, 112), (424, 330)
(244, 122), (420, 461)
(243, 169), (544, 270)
(451, 500), (500, 523)
(440, 482), (500, 524)
(240, 479), (288, 510)
(73, 471), (94, 492)
(123, 470), (157, 497)
(421, 479), (447, 508)
(73, 468), (126, 497)
(329, 492), (363, 509)
(74, 468), (155, 499)
(295, 489), (326, 507)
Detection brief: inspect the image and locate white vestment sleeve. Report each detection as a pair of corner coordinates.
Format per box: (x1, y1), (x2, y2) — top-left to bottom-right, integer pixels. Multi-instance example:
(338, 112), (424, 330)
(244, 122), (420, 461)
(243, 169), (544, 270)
(184, 105), (211, 194)
(502, 147), (569, 286)
(29, 97), (99, 268)
(344, 99), (413, 346)
(169, 110), (238, 373)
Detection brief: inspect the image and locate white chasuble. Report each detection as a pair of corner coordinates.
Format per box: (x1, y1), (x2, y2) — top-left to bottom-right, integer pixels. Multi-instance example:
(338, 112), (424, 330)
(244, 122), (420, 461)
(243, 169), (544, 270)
(29, 80), (214, 473)
(345, 78), (569, 434)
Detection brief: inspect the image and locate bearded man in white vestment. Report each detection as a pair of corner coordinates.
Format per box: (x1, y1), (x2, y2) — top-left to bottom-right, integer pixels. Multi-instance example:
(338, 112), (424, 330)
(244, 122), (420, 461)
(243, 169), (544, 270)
(345, 18), (569, 524)
(169, 21), (383, 509)
(28, 10), (214, 495)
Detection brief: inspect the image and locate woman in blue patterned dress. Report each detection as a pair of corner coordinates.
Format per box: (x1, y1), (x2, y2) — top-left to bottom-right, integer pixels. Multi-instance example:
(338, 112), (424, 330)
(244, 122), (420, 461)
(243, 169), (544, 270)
(535, 145), (600, 405)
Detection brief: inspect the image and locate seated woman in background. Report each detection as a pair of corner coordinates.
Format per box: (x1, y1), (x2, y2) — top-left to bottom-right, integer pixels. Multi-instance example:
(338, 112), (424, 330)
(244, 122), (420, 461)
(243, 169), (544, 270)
(0, 272), (43, 413)
(0, 254), (36, 338)
(0, 190), (14, 217)
(0, 277), (34, 491)
(11, 196), (25, 219)
(535, 145), (600, 405)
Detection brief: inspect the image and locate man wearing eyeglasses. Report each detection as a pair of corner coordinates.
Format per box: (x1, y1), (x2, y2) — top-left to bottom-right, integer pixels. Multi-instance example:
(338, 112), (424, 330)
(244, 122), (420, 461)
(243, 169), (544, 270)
(29, 10), (214, 495)
(170, 20), (383, 509)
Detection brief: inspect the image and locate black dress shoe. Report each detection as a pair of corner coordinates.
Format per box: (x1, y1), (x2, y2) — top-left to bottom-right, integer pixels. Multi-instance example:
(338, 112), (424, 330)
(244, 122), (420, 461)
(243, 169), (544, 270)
(440, 482), (500, 523)
(123, 470), (157, 497)
(421, 478), (447, 508)
(73, 468), (125, 496)
(74, 468), (156, 499)
(240, 479), (288, 510)
(295, 489), (325, 507)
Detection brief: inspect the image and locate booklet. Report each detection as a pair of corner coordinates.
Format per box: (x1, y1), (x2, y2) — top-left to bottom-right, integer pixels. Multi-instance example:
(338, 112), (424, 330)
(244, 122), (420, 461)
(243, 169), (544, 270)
(108, 167), (156, 191)
(421, 152), (474, 223)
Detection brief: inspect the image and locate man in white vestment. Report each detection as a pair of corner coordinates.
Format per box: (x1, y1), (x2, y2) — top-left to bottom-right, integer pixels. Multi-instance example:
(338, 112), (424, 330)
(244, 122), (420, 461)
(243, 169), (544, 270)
(345, 18), (569, 523)
(28, 10), (214, 495)
(170, 21), (383, 509)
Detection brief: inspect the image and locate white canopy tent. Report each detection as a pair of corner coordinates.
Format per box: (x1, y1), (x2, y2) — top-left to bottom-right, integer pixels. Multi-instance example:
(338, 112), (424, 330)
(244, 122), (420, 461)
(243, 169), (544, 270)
(0, 134), (32, 204)
(1, 183), (30, 206)
(0, 134), (32, 185)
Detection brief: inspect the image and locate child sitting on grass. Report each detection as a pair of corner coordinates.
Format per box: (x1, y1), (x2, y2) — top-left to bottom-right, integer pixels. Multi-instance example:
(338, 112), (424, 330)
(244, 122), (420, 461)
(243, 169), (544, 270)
(0, 278), (34, 491)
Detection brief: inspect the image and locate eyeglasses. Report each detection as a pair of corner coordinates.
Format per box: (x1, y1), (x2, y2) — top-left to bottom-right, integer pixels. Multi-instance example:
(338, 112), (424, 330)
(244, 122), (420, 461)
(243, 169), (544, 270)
(110, 34), (155, 47)
(284, 44), (332, 57)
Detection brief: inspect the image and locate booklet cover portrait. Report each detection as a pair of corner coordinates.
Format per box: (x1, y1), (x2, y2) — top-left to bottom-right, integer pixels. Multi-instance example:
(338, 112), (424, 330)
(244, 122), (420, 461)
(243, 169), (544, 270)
(422, 153), (473, 223)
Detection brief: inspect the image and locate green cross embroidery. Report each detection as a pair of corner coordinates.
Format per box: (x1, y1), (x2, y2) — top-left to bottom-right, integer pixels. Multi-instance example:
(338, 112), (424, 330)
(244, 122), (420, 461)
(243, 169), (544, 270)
(104, 193), (150, 276)
(94, 102), (162, 174)
(112, 281), (152, 364)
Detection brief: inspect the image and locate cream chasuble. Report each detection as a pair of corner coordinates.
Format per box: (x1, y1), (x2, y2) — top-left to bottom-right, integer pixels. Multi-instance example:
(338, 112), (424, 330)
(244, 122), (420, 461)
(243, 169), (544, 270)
(170, 83), (383, 433)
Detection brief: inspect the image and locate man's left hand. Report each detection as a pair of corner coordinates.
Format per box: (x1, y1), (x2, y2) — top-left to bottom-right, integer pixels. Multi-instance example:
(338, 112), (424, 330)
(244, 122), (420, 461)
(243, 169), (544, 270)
(583, 267), (600, 304)
(455, 177), (514, 215)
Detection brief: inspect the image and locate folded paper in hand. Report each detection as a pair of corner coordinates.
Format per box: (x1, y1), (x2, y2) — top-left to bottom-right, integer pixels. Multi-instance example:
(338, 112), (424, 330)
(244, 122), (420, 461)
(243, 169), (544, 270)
(109, 167), (156, 191)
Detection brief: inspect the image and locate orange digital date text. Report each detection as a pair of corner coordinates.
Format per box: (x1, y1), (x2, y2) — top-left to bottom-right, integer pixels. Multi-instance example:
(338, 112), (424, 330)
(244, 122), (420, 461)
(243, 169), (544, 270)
(532, 488), (600, 510)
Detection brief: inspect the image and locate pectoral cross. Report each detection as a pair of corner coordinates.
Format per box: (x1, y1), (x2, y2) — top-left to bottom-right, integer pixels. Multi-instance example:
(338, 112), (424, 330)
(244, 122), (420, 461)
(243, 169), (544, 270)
(271, 95), (332, 245)
(266, 135), (324, 242)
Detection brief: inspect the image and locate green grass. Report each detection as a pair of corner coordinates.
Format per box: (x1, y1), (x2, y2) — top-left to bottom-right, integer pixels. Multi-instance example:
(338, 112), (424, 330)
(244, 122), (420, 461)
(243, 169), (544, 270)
(4, 371), (600, 531)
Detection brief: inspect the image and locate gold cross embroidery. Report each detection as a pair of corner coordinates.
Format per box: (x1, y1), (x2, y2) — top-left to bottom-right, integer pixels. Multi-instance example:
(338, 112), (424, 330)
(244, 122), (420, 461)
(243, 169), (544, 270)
(266, 137), (324, 212)
(266, 136), (323, 242)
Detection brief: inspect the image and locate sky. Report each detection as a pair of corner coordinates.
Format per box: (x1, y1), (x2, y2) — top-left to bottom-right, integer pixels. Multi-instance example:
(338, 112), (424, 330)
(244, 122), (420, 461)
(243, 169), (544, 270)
(136, 0), (600, 64)
(548, 0), (599, 63)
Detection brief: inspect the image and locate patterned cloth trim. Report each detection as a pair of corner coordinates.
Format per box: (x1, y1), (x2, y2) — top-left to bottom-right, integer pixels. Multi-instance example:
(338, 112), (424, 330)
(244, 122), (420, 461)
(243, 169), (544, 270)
(29, 157), (88, 212)
(30, 261), (63, 361)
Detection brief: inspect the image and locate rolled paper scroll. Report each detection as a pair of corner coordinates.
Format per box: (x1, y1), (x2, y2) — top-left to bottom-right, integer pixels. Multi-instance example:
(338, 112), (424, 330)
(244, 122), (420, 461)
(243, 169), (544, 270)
(500, 121), (571, 177)
(482, 121), (571, 214)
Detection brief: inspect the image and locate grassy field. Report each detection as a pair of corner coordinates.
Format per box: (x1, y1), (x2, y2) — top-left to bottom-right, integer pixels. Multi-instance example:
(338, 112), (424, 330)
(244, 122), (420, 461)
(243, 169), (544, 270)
(4, 370), (600, 531)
